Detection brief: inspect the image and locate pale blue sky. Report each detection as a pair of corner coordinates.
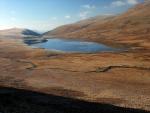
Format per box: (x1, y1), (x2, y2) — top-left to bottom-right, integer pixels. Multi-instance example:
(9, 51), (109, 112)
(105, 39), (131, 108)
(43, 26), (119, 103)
(0, 0), (144, 32)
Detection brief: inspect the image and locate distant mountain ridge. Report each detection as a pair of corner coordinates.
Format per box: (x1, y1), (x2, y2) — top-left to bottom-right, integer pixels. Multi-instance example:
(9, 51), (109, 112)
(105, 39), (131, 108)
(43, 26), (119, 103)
(0, 2), (149, 48)
(0, 28), (40, 38)
(43, 1), (150, 48)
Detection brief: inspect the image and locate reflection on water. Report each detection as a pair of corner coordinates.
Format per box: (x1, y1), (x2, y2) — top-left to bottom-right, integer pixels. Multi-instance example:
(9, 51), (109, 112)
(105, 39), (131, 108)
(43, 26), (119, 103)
(25, 38), (120, 53)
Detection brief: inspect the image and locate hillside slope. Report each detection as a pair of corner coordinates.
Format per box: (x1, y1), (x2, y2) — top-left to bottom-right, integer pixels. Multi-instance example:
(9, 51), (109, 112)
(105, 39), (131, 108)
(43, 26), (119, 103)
(44, 2), (150, 48)
(0, 28), (40, 38)
(43, 15), (114, 37)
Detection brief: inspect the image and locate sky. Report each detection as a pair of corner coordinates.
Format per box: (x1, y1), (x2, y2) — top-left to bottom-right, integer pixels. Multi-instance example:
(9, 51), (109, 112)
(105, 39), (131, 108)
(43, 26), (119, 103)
(0, 0), (144, 32)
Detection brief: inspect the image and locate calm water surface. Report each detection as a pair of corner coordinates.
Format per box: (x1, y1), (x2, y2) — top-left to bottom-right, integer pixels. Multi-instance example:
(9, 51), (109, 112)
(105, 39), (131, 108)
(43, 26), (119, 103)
(26, 38), (119, 53)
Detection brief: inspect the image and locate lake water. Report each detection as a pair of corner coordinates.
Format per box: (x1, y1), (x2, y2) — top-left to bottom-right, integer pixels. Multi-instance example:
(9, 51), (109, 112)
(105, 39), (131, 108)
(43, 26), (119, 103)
(25, 38), (119, 53)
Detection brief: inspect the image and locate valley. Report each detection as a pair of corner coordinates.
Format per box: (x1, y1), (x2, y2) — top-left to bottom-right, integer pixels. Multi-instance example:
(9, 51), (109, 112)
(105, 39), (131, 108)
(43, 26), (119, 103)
(0, 1), (150, 113)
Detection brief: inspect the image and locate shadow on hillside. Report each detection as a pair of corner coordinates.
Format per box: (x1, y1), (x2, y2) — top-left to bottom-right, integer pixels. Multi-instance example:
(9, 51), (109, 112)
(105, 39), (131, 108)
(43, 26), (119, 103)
(0, 87), (149, 113)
